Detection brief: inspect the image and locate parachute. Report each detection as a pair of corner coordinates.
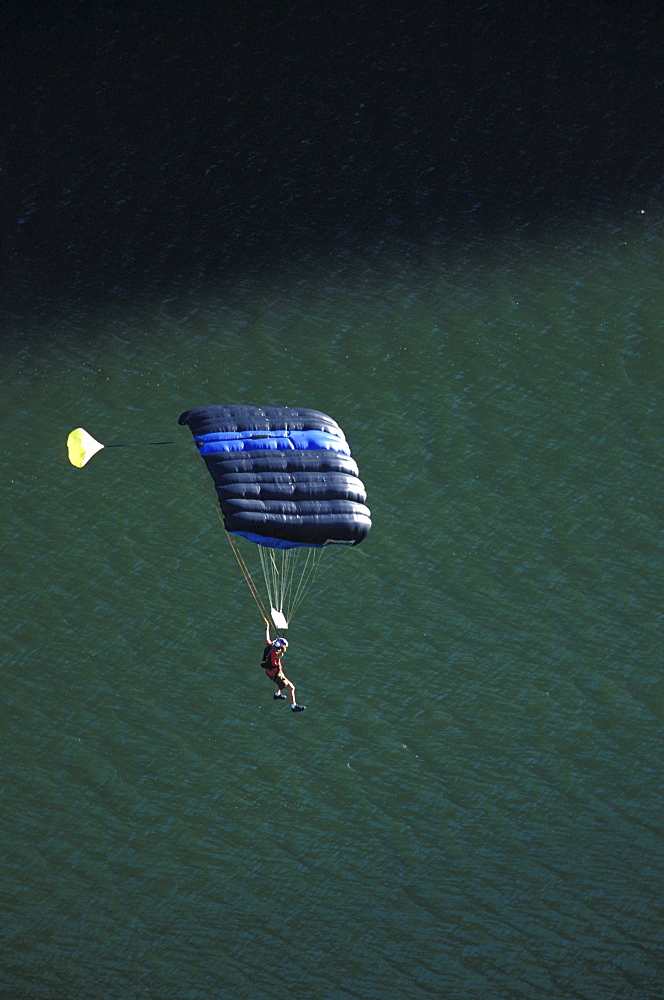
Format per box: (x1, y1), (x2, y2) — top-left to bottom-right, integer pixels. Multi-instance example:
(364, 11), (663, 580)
(67, 428), (105, 468)
(179, 405), (371, 628)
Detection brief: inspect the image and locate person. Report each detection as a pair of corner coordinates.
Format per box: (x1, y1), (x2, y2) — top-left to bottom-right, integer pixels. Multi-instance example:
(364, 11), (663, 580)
(262, 621), (306, 712)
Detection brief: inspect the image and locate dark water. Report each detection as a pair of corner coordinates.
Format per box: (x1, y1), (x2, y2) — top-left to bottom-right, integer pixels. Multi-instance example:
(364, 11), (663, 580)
(2, 4), (663, 999)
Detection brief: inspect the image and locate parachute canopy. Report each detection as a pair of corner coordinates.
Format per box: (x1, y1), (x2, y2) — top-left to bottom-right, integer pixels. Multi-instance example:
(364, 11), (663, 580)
(178, 405), (372, 549)
(179, 405), (372, 628)
(67, 428), (105, 468)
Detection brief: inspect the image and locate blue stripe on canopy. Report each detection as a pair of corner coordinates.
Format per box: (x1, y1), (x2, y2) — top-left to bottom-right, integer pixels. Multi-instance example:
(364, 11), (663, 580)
(197, 429), (351, 456)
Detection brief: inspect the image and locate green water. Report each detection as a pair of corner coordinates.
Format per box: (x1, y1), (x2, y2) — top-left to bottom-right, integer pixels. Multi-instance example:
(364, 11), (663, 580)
(2, 218), (662, 999)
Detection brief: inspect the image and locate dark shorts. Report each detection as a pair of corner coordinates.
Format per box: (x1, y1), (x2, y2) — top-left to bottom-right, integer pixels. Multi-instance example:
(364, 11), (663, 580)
(266, 668), (286, 690)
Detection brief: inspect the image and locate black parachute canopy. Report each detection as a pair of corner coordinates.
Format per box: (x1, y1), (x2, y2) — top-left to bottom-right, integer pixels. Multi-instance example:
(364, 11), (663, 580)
(178, 405), (372, 549)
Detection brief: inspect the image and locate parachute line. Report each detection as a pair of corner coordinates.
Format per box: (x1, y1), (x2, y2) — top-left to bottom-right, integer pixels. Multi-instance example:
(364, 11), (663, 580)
(256, 545), (324, 629)
(286, 547), (323, 621)
(221, 518), (271, 625)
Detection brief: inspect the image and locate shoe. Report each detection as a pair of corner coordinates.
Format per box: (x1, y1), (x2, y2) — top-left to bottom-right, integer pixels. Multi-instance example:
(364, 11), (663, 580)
(291, 704), (306, 712)
(273, 692), (286, 700)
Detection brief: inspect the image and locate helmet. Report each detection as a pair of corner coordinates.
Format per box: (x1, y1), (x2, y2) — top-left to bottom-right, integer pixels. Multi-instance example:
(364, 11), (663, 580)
(273, 637), (289, 648)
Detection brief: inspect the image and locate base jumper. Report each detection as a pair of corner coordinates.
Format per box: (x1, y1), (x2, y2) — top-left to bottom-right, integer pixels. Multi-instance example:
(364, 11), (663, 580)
(262, 622), (306, 713)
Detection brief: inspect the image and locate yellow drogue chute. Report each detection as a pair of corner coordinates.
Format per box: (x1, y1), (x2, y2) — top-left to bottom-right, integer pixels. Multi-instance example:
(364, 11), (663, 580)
(67, 428), (105, 468)
(66, 427), (180, 468)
